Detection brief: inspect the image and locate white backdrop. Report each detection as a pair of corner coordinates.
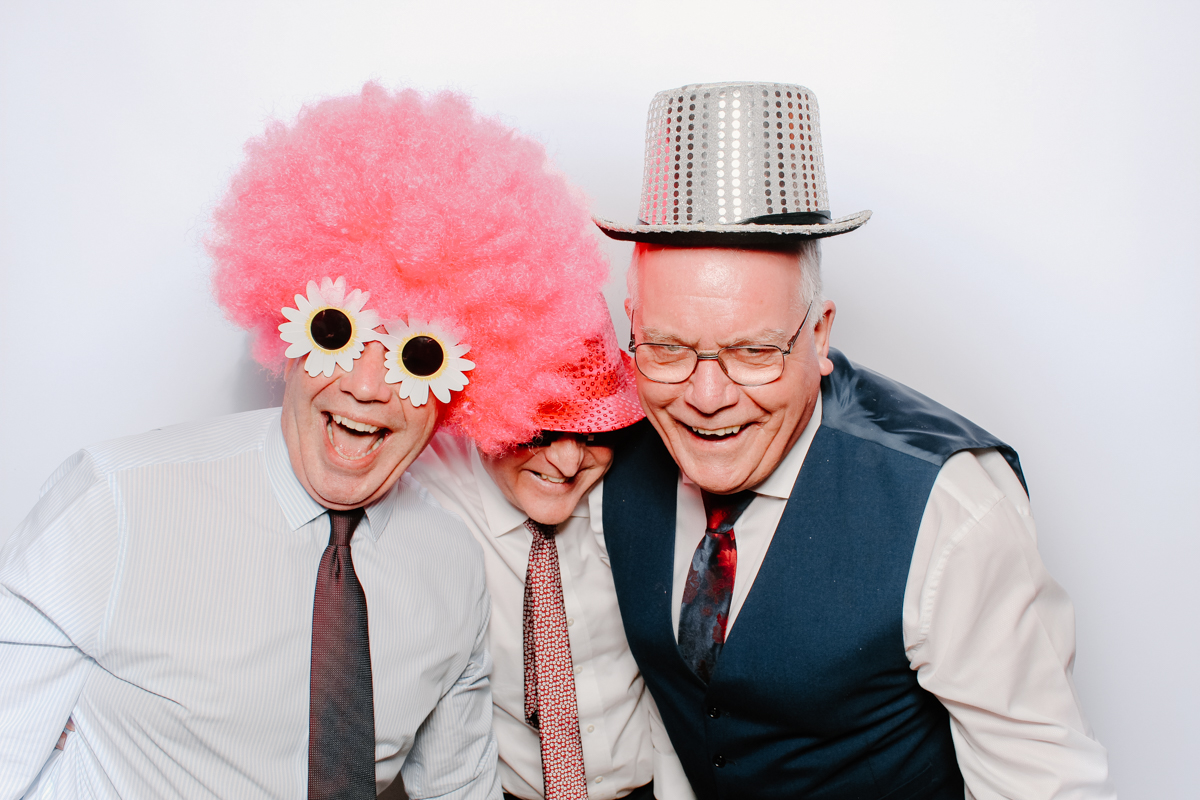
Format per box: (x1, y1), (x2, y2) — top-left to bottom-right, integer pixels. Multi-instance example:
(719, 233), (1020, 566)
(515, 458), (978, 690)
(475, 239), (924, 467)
(2, 1), (1196, 795)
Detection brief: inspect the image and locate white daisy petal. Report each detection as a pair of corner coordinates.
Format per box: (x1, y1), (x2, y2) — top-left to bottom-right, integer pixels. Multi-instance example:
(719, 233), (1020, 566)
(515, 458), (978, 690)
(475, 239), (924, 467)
(380, 318), (474, 408)
(345, 289), (369, 314)
(278, 276), (382, 376)
(399, 378), (431, 407)
(305, 280), (322, 307)
(357, 308), (382, 333)
(334, 351), (356, 374)
(319, 277), (344, 306)
(278, 322), (307, 344)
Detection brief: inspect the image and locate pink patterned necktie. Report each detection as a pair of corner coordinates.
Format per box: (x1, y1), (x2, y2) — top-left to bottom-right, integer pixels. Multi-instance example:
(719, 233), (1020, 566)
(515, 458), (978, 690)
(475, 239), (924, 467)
(678, 490), (756, 683)
(522, 519), (588, 800)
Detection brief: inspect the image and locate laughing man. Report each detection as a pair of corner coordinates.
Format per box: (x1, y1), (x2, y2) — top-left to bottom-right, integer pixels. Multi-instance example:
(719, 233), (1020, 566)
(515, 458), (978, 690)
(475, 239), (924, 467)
(595, 82), (1115, 799)
(0, 84), (613, 800)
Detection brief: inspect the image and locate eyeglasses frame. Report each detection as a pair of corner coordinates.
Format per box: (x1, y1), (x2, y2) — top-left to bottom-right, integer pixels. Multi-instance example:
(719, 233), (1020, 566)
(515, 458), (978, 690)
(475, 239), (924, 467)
(516, 429), (627, 450)
(628, 302), (813, 387)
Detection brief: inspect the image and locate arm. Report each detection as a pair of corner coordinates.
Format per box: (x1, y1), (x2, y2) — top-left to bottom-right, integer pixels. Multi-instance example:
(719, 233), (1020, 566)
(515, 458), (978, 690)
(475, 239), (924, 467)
(647, 691), (696, 800)
(904, 450), (1115, 800)
(400, 584), (501, 800)
(0, 588), (92, 798)
(0, 452), (116, 800)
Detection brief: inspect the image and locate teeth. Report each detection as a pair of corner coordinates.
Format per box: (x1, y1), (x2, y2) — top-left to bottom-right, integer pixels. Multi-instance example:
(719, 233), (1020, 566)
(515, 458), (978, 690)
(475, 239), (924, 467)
(325, 417), (386, 460)
(331, 413), (380, 433)
(534, 472), (567, 484)
(690, 424), (743, 437)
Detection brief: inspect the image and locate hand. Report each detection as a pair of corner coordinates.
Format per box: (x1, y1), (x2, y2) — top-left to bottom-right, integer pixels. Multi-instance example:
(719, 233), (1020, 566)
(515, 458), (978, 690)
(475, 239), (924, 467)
(54, 717), (75, 751)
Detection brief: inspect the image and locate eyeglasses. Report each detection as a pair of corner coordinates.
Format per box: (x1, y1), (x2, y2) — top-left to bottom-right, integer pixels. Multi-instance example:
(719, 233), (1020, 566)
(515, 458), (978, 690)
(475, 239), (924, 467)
(629, 303), (812, 387)
(517, 429), (627, 449)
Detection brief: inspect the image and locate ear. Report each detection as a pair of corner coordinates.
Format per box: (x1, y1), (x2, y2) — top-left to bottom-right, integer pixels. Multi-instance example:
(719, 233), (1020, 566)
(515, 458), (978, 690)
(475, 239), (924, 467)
(624, 297), (633, 320)
(813, 300), (836, 376)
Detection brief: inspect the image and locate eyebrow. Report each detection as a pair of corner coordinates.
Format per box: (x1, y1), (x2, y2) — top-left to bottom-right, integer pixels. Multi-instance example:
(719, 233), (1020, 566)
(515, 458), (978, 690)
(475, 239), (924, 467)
(637, 325), (792, 348)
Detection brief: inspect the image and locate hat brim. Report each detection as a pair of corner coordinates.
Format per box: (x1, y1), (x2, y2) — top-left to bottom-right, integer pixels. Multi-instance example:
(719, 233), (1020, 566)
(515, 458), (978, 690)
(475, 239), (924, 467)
(594, 209), (871, 245)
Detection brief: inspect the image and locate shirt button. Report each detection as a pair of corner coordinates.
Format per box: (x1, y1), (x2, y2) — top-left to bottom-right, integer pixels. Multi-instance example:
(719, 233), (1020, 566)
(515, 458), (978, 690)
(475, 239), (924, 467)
(567, 617), (575, 626)
(587, 724), (595, 733)
(595, 776), (604, 784)
(574, 665), (582, 675)
(706, 706), (721, 719)
(713, 754), (726, 768)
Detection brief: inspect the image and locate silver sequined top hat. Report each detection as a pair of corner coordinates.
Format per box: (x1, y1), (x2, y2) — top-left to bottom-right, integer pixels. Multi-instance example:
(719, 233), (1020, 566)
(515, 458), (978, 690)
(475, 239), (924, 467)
(595, 81), (871, 245)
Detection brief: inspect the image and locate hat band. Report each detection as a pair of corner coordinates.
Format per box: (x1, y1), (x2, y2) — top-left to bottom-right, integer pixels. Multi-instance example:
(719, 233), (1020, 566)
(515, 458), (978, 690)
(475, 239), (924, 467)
(740, 210), (832, 226)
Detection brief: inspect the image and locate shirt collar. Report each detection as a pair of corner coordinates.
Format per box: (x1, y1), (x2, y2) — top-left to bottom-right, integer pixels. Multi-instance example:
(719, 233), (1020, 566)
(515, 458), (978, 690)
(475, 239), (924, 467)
(470, 445), (590, 538)
(681, 392), (823, 499)
(264, 409), (398, 540)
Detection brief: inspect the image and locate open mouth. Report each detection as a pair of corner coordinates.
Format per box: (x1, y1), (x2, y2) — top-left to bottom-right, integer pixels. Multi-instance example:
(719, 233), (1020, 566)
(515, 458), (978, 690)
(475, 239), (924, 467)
(532, 471), (571, 485)
(325, 412), (389, 460)
(686, 424), (745, 442)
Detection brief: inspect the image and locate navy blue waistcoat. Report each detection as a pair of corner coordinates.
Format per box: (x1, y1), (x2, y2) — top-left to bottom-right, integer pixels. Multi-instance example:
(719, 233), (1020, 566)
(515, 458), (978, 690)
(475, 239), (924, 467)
(603, 349), (1024, 800)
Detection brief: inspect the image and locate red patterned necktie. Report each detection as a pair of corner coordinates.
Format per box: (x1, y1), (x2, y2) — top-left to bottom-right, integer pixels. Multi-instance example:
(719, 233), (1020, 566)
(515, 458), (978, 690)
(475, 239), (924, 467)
(678, 490), (756, 683)
(309, 508), (375, 800)
(522, 519), (588, 800)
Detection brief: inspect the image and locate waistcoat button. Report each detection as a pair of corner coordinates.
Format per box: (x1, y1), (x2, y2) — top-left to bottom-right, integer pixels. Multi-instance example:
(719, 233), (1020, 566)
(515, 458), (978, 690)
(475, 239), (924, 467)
(706, 706), (721, 718)
(713, 754), (726, 768)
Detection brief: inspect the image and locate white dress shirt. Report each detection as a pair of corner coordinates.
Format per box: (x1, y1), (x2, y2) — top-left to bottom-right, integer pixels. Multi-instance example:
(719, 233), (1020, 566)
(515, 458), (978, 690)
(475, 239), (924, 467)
(669, 395), (1116, 800)
(0, 408), (500, 800)
(410, 433), (694, 800)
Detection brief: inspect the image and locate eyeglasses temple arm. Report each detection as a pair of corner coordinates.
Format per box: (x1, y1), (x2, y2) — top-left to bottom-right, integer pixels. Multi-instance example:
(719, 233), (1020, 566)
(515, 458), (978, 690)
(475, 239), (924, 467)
(782, 302), (814, 355)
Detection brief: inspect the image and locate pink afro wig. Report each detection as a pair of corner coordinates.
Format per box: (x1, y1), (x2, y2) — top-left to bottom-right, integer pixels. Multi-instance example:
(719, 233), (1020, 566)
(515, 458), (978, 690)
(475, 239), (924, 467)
(208, 83), (611, 452)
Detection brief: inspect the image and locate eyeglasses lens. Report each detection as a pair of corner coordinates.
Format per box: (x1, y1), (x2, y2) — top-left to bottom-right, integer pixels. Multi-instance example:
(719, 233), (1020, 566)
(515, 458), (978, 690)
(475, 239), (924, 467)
(634, 345), (784, 386)
(520, 429), (625, 449)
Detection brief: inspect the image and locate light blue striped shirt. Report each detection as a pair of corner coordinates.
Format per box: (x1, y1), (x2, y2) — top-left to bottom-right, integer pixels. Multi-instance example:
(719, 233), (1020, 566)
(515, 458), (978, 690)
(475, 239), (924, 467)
(0, 408), (500, 799)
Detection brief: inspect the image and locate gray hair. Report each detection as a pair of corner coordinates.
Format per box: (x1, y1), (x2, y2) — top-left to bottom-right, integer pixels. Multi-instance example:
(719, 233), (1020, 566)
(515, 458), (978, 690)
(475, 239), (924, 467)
(626, 239), (823, 320)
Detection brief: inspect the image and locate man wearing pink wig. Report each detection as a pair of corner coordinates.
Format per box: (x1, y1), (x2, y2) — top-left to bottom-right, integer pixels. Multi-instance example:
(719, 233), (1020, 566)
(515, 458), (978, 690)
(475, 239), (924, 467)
(0, 85), (618, 800)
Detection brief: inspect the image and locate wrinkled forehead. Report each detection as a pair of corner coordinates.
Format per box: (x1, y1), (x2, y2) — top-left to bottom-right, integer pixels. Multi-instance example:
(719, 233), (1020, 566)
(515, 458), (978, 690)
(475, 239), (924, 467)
(634, 245), (807, 324)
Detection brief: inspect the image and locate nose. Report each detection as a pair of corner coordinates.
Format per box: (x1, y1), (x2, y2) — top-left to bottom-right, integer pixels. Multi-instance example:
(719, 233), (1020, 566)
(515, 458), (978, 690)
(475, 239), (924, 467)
(543, 436), (586, 478)
(683, 358), (741, 415)
(339, 341), (394, 403)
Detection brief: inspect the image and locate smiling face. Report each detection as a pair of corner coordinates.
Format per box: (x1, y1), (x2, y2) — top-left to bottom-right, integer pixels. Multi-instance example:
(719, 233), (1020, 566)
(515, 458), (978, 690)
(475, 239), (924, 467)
(281, 339), (439, 509)
(627, 245), (835, 494)
(480, 434), (615, 526)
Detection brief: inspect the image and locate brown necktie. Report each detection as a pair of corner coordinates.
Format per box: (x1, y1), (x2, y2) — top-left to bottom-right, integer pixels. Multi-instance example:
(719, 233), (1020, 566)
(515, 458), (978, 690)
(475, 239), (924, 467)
(522, 520), (588, 800)
(309, 508), (374, 799)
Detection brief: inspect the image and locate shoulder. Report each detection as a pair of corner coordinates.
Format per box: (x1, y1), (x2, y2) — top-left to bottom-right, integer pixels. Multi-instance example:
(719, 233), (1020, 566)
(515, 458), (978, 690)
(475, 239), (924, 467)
(820, 349), (1026, 491)
(407, 430), (486, 524)
(409, 430), (476, 494)
(79, 408), (279, 477)
(385, 472), (489, 603)
(915, 449), (1036, 573)
(606, 418), (675, 482)
(20, 409), (279, 529)
(391, 469), (484, 557)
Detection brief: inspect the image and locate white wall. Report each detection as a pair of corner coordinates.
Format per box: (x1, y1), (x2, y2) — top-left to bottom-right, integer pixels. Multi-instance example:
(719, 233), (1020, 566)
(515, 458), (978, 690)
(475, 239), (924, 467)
(2, 1), (1195, 795)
